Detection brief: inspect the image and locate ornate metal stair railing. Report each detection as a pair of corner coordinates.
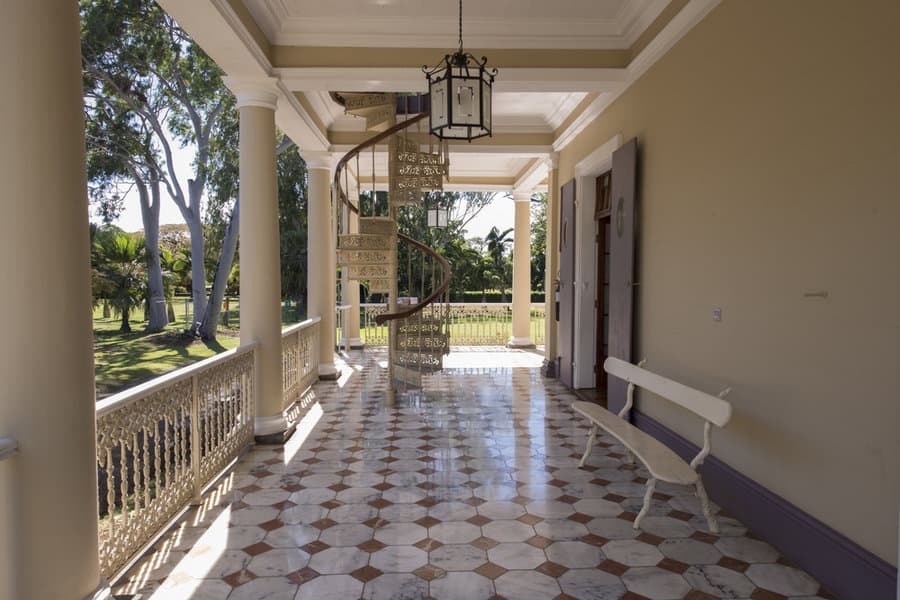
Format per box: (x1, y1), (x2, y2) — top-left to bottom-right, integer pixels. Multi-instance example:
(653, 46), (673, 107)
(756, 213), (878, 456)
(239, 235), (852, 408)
(332, 99), (452, 389)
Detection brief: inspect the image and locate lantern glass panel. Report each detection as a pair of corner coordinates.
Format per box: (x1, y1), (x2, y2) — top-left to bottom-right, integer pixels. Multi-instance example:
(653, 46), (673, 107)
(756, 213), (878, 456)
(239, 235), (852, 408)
(451, 74), (481, 126)
(430, 77), (449, 129)
(482, 79), (491, 129)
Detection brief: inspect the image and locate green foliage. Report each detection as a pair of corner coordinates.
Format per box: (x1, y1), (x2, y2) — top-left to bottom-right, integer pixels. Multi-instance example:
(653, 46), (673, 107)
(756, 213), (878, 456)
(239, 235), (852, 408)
(530, 193), (547, 291)
(94, 231), (146, 333)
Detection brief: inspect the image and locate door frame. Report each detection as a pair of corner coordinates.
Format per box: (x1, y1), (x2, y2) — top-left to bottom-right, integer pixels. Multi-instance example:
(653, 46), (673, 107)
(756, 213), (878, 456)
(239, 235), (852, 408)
(571, 134), (621, 389)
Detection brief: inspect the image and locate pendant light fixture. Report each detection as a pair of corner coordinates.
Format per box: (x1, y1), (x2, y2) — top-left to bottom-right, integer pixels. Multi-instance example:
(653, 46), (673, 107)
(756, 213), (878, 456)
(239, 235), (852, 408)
(423, 0), (497, 142)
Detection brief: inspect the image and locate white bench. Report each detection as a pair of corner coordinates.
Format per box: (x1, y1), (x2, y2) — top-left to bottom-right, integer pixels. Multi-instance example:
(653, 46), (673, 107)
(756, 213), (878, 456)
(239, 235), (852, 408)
(573, 357), (732, 533)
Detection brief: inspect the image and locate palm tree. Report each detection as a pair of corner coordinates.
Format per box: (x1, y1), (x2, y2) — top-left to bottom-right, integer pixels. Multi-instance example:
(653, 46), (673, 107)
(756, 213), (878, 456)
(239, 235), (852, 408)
(485, 226), (513, 301)
(100, 234), (146, 333)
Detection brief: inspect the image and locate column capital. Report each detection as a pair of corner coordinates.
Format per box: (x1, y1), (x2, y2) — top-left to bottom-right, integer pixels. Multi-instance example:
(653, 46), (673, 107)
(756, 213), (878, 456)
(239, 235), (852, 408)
(545, 152), (560, 169)
(303, 151), (336, 171)
(512, 189), (534, 203)
(224, 76), (279, 110)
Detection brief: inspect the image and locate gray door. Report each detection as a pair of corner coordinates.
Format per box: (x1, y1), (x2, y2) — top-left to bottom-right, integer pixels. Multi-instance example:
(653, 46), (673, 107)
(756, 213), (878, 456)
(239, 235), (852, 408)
(607, 138), (638, 415)
(558, 179), (576, 388)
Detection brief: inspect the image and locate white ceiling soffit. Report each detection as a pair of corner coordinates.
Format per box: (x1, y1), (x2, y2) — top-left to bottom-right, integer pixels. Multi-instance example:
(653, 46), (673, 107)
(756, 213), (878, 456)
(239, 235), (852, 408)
(243, 0), (669, 49)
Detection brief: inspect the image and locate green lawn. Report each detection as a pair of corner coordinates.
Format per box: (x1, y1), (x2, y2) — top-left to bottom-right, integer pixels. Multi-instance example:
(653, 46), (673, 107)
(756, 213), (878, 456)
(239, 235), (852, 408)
(93, 298), (305, 398)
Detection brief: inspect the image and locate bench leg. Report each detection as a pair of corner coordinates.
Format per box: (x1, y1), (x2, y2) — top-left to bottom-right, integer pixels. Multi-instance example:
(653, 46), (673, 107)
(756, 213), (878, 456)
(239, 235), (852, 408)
(695, 478), (719, 534)
(633, 477), (656, 530)
(579, 424), (599, 468)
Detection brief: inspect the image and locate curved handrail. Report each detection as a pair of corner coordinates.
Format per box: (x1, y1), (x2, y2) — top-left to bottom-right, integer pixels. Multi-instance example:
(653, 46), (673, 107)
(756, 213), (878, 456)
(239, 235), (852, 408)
(333, 112), (429, 215)
(375, 233), (451, 325)
(330, 98), (449, 328)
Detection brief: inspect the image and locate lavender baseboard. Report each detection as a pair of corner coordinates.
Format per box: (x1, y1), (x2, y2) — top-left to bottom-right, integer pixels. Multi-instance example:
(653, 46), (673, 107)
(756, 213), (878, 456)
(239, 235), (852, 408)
(632, 410), (897, 600)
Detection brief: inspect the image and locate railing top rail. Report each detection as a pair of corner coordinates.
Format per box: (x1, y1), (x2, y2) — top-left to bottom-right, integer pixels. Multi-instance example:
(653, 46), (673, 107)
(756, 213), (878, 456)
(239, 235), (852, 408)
(375, 232), (451, 326)
(96, 341), (259, 418)
(281, 316), (322, 338)
(0, 438), (18, 461)
(333, 113), (429, 215)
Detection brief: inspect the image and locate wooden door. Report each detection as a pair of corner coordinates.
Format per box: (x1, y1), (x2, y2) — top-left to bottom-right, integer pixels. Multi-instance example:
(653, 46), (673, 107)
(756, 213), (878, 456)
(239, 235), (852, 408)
(607, 138), (638, 415)
(558, 179), (576, 388)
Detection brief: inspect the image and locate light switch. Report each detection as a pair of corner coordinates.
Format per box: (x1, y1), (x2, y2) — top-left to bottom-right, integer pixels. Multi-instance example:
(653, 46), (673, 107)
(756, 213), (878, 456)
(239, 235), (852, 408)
(712, 306), (722, 322)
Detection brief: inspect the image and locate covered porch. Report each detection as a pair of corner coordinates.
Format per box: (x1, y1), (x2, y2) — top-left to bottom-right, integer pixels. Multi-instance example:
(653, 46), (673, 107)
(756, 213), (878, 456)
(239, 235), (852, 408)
(112, 348), (828, 600)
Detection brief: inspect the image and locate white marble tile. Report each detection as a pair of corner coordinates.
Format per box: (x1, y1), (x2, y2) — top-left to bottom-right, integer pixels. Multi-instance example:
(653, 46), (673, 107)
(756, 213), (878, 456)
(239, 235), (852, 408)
(320, 523), (374, 547)
(248, 548), (310, 577)
(295, 574), (364, 600)
(370, 546), (428, 573)
(429, 521), (482, 544)
(429, 571), (494, 600)
(585, 517), (638, 540)
(180, 549), (250, 579)
(362, 573), (429, 600)
(429, 544), (488, 571)
(659, 538), (722, 565)
(715, 536), (780, 563)
(307, 547), (368, 575)
(379, 503), (427, 523)
(482, 519), (535, 542)
(545, 541), (604, 568)
(534, 518), (590, 541)
(488, 542), (547, 570)
(746, 564), (821, 597)
(265, 524), (320, 549)
(494, 570), (561, 599)
(573, 498), (622, 518)
(280, 504), (328, 526)
(683, 565), (756, 598)
(478, 501), (526, 520)
(525, 499), (575, 519)
(621, 566), (691, 600)
(229, 576), (298, 600)
(602, 539), (664, 567)
(557, 568), (627, 600)
(373, 522), (427, 545)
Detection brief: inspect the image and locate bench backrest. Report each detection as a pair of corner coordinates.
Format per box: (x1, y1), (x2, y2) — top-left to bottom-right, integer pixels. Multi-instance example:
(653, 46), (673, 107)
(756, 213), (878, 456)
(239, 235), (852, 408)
(604, 357), (732, 427)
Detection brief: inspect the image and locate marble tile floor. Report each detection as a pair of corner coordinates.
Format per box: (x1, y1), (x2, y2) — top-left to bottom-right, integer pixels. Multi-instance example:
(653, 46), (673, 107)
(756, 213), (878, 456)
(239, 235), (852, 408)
(114, 348), (836, 600)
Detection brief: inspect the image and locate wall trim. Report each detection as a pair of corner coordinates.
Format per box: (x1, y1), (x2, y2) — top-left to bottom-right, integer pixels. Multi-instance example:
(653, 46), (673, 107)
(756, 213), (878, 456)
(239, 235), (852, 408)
(632, 409), (898, 600)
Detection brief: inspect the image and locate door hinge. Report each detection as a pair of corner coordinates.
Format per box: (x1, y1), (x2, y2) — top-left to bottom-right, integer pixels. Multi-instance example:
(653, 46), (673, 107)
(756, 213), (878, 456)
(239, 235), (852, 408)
(594, 299), (599, 308)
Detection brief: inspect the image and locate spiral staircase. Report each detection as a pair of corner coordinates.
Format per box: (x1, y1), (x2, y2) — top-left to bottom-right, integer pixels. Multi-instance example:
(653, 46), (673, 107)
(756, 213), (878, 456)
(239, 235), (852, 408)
(332, 93), (451, 390)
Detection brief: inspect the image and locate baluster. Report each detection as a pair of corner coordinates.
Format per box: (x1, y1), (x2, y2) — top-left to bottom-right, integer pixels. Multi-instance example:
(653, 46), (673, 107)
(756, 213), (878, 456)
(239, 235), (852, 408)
(143, 425), (151, 508)
(106, 447), (115, 540)
(191, 374), (201, 503)
(163, 413), (170, 492)
(131, 431), (141, 514)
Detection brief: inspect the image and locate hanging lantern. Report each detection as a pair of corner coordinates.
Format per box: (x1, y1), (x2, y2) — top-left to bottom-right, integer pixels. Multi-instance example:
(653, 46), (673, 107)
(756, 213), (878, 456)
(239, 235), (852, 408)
(423, 0), (497, 142)
(427, 206), (450, 229)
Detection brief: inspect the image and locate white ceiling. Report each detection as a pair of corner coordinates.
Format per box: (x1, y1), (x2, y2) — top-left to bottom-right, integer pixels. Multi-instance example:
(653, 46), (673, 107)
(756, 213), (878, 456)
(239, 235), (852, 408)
(244, 0), (669, 49)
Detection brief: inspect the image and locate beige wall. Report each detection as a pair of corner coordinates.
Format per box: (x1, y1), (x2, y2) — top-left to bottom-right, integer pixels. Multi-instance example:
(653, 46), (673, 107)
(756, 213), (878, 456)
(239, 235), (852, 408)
(558, 0), (900, 564)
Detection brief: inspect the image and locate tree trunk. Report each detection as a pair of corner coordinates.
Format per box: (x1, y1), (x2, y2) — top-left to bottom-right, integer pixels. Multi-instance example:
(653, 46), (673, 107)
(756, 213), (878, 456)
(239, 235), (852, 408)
(199, 199), (240, 341)
(103, 300), (110, 318)
(185, 215), (207, 334)
(223, 297), (230, 327)
(137, 176), (167, 332)
(167, 302), (176, 323)
(120, 306), (131, 333)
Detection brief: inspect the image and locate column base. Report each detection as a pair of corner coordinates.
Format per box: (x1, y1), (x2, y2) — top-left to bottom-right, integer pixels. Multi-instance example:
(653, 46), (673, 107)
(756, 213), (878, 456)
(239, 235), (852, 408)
(254, 414), (293, 444)
(348, 337), (364, 349)
(508, 336), (536, 349)
(318, 363), (341, 380)
(541, 358), (559, 378)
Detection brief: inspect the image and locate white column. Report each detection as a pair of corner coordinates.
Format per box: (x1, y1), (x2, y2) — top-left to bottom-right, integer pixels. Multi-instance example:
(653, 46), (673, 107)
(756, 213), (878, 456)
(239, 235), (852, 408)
(229, 79), (286, 439)
(544, 153), (560, 372)
(509, 190), (535, 348)
(0, 2), (103, 598)
(305, 152), (340, 379)
(346, 205), (363, 348)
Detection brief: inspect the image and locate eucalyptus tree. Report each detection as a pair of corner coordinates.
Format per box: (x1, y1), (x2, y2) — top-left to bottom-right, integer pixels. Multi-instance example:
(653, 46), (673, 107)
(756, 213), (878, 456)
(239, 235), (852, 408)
(81, 0), (230, 334)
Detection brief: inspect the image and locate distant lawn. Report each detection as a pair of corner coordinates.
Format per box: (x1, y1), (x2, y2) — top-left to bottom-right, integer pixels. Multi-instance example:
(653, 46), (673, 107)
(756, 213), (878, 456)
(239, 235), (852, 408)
(93, 311), (240, 398)
(93, 298), (305, 398)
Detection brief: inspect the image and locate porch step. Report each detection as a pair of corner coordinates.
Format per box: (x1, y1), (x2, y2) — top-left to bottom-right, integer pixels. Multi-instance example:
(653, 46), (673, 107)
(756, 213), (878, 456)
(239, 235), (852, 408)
(338, 233), (393, 251)
(366, 278), (393, 294)
(359, 217), (397, 237)
(393, 349), (443, 372)
(342, 92), (396, 131)
(395, 333), (450, 353)
(336, 247), (394, 268)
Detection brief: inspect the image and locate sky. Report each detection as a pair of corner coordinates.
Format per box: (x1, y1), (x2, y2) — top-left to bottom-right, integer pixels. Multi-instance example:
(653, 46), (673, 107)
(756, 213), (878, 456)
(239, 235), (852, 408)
(99, 143), (516, 241)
